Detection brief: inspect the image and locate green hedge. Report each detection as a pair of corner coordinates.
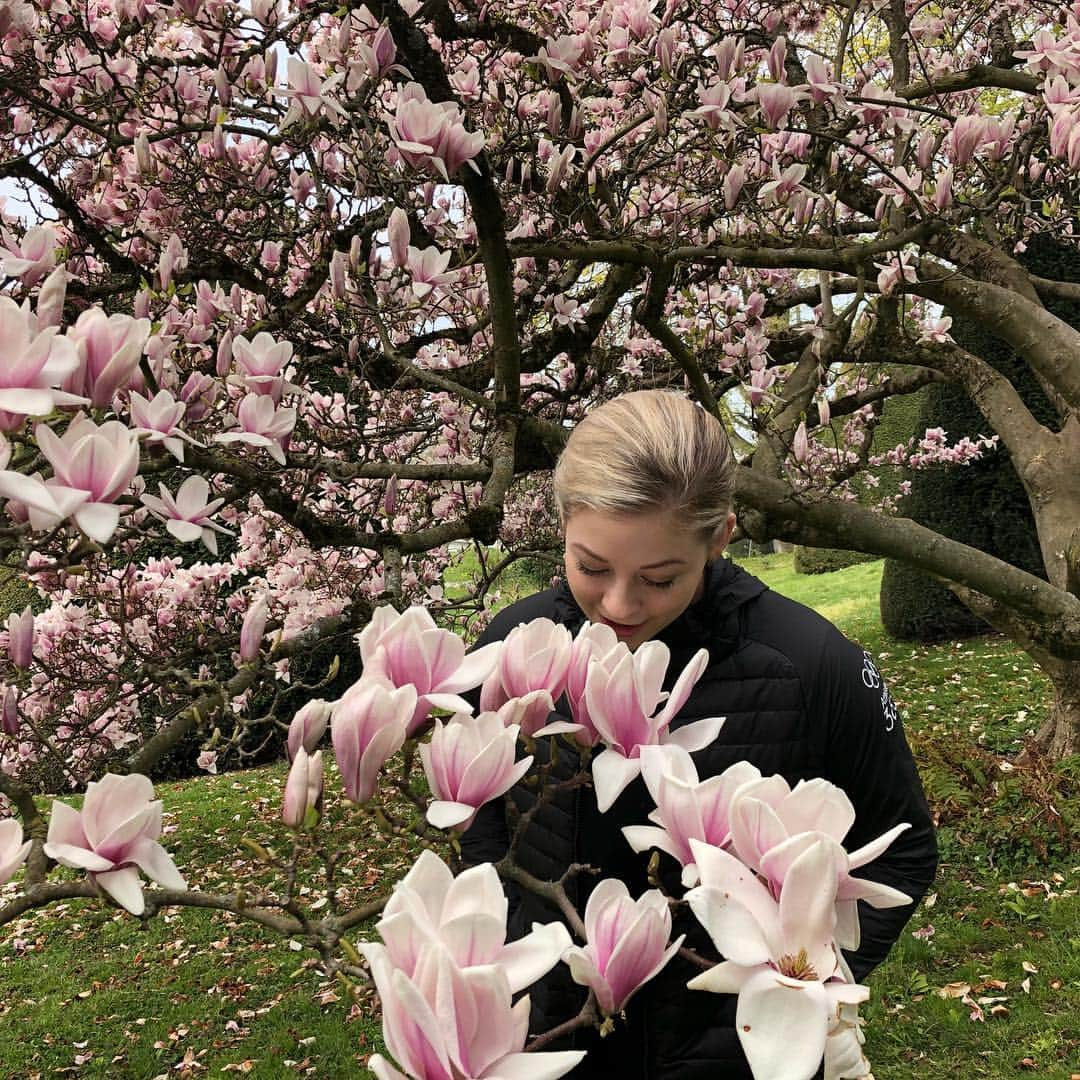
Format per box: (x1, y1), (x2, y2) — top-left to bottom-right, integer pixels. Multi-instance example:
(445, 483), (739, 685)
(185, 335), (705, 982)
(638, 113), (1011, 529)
(793, 546), (877, 575)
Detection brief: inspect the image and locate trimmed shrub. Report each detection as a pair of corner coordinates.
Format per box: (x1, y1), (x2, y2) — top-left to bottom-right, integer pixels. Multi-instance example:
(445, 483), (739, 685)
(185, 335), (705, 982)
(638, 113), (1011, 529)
(793, 546), (877, 575)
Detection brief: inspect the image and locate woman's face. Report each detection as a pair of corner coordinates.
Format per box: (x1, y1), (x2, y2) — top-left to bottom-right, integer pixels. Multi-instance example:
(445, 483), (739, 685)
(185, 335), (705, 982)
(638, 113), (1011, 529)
(563, 507), (736, 651)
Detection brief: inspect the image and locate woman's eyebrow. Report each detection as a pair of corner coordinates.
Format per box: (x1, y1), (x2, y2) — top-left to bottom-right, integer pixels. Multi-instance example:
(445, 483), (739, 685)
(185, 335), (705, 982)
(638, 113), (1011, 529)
(571, 543), (687, 569)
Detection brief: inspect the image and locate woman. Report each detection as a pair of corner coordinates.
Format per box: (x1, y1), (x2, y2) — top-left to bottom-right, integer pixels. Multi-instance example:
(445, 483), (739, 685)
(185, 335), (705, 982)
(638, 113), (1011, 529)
(462, 390), (937, 1079)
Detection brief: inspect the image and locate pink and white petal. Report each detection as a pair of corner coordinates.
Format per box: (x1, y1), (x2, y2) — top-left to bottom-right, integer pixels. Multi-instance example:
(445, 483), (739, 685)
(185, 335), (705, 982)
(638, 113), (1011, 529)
(759, 832), (822, 891)
(0, 388), (59, 415)
(689, 840), (781, 936)
(45, 799), (89, 849)
(42, 841), (115, 873)
(355, 721), (408, 802)
(414, 691), (470, 717)
(780, 779), (856, 842)
(484, 1050), (587, 1080)
(427, 800), (479, 830)
(368, 1055), (409, 1080)
(439, 913), (507, 968)
(437, 640), (502, 692)
(73, 502), (122, 543)
(729, 797), (788, 871)
(166, 519), (205, 543)
(591, 749), (643, 813)
(662, 715), (724, 753)
(826, 981), (870, 1007)
(846, 822), (911, 869)
(497, 920), (573, 992)
(836, 875), (911, 909)
(531, 719), (585, 738)
(563, 947), (613, 1014)
(736, 968), (830, 1080)
(94, 866), (147, 915)
(130, 838), (186, 891)
(835, 898), (861, 951)
(778, 841), (841, 978)
(621, 824), (684, 862)
(687, 958), (756, 995)
(686, 889), (773, 966)
(656, 647), (709, 726)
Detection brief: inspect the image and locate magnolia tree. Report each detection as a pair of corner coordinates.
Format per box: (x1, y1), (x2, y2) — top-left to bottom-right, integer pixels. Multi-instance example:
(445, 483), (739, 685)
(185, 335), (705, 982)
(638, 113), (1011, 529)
(2, 606), (916, 1080)
(0, 0), (1078, 1069)
(1, 0), (1079, 761)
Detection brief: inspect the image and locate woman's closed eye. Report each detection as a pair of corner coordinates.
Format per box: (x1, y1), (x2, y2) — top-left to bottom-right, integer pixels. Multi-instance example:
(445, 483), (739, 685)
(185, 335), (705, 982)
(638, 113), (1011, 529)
(575, 562), (676, 589)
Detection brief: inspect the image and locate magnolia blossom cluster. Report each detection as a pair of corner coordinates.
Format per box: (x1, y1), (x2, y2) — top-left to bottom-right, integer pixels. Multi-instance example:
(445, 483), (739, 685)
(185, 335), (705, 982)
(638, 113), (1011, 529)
(262, 609), (914, 1080)
(872, 428), (1001, 471)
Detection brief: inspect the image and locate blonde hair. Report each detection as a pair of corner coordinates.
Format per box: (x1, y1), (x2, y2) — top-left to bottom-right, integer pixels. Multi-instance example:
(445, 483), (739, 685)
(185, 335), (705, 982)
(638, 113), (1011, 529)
(553, 391), (737, 535)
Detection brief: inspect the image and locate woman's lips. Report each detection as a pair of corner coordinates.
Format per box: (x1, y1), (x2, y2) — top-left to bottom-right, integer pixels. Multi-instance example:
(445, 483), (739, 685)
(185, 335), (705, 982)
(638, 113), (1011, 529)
(602, 618), (642, 638)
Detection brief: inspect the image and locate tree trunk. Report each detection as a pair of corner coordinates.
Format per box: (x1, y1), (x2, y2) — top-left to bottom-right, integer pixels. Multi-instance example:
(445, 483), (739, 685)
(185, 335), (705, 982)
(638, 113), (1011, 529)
(1029, 657), (1080, 759)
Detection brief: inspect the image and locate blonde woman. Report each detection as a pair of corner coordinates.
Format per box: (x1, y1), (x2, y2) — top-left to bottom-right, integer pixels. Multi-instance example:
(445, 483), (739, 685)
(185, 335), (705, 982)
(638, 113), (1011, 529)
(463, 390), (936, 1079)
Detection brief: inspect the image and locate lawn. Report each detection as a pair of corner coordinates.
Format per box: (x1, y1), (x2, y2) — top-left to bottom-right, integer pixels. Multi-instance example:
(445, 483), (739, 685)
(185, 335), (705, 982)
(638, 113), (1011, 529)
(1, 555), (1077, 1078)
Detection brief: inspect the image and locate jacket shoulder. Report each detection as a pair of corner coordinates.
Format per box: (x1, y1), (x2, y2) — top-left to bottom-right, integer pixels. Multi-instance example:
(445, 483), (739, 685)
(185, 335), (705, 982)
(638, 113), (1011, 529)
(474, 588), (564, 646)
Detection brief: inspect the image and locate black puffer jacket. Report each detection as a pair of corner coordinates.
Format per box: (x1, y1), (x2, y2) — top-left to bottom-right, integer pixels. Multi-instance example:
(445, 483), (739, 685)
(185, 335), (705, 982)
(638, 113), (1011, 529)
(461, 559), (937, 1079)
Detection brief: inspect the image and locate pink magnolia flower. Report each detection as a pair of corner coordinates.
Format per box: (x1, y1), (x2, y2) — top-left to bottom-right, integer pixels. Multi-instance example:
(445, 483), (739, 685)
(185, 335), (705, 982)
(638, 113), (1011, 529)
(373, 849), (571, 991)
(281, 57), (348, 128)
(537, 621), (621, 746)
(793, 420), (809, 463)
(388, 83), (485, 181)
(6, 605), (35, 670)
(804, 55), (842, 104)
(358, 605), (501, 734)
(875, 252), (917, 296)
(287, 698), (331, 760)
(722, 164), (747, 210)
(563, 878), (684, 1016)
(528, 34), (588, 82)
(420, 711), (533, 831)
(0, 296), (84, 431)
(214, 393), (297, 465)
(240, 594), (269, 664)
(157, 234), (188, 290)
(686, 838), (868, 1080)
(32, 415), (140, 542)
(282, 746), (323, 828)
(63, 308), (150, 408)
(230, 331), (296, 401)
(130, 389), (203, 462)
(0, 818), (32, 886)
(179, 371), (219, 421)
(727, 775), (913, 948)
(692, 81), (735, 131)
(622, 745), (764, 885)
(351, 24), (405, 85)
(480, 617), (573, 738)
(919, 316), (953, 345)
(332, 678), (416, 803)
(759, 162), (807, 207)
(43, 773), (186, 915)
(139, 475), (234, 555)
(754, 82), (806, 129)
(362, 946), (584, 1080)
(387, 207), (410, 268)
(1, 684), (18, 735)
(0, 224), (57, 286)
(749, 366), (776, 407)
(406, 245), (456, 299)
(948, 114), (989, 165)
(583, 642), (723, 812)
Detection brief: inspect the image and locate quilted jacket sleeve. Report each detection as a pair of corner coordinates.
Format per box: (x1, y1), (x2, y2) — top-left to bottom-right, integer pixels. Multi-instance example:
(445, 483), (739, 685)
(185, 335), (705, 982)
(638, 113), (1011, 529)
(816, 630), (938, 981)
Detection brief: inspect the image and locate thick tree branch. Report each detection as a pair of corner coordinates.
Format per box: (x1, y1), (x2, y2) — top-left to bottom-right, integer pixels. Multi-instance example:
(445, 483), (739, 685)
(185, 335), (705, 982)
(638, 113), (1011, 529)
(734, 468), (1080, 650)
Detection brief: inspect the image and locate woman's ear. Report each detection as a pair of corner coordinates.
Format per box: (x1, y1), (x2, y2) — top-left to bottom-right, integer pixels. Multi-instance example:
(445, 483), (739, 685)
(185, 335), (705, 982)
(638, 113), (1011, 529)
(709, 513), (738, 559)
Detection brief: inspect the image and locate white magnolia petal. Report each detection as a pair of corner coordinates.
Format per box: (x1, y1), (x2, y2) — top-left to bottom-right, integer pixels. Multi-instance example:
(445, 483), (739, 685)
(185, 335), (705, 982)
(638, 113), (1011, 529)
(591, 749), (643, 813)
(686, 958), (754, 995)
(94, 866), (146, 915)
(663, 715), (724, 752)
(736, 967), (829, 1080)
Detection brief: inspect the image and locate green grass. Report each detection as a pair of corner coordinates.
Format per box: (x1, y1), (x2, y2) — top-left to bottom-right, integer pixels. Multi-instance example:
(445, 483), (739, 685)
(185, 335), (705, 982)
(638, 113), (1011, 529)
(2, 554), (1078, 1078)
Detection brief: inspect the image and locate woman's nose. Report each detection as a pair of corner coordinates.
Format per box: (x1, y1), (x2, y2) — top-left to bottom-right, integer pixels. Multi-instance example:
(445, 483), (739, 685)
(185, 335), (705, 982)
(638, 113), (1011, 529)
(603, 580), (640, 620)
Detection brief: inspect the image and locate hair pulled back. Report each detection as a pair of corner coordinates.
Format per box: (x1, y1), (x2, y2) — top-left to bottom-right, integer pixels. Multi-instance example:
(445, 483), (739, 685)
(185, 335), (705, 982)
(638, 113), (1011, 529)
(553, 390), (737, 536)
